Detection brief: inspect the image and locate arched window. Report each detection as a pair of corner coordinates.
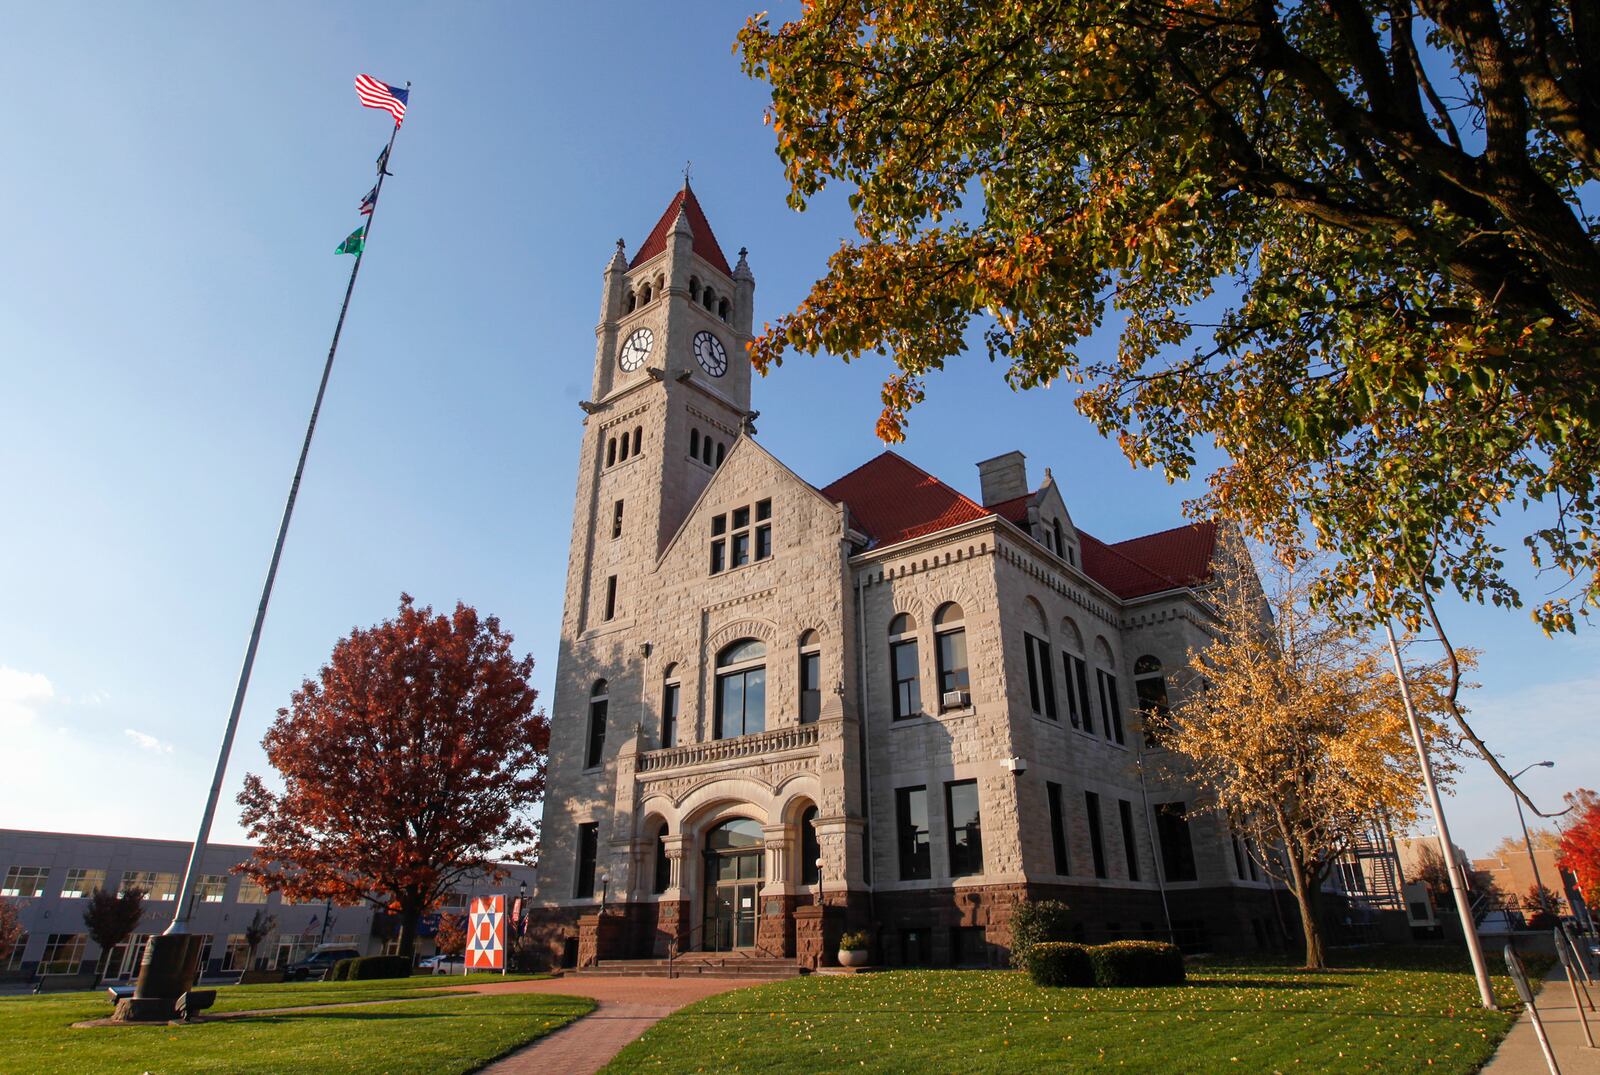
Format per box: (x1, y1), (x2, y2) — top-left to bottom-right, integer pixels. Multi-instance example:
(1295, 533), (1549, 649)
(799, 805), (820, 885)
(933, 602), (969, 708)
(652, 822), (671, 894)
(798, 630), (822, 724)
(718, 297), (731, 321)
(714, 639), (766, 739)
(606, 437), (617, 467)
(1052, 518), (1065, 557)
(888, 613), (921, 721)
(1094, 638), (1126, 745)
(707, 817), (764, 850)
(702, 437), (713, 466)
(626, 291), (637, 313)
(689, 277), (701, 302)
(703, 288), (715, 311)
(1134, 655), (1170, 746)
(716, 441), (726, 466)
(618, 433), (630, 462)
(661, 663), (680, 749)
(1023, 601), (1057, 721)
(1060, 617), (1091, 731)
(585, 679), (609, 769)
(689, 429), (700, 459)
(632, 426), (643, 456)
(641, 281), (653, 304)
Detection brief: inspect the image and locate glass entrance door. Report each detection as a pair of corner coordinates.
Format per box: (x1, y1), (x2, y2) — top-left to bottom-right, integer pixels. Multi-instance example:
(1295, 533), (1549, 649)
(702, 818), (765, 951)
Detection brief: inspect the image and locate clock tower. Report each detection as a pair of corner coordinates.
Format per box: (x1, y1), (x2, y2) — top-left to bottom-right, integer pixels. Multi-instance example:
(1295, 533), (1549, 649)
(560, 182), (755, 640)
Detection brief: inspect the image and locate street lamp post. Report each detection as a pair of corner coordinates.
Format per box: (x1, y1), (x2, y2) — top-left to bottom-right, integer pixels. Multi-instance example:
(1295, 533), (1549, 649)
(599, 871), (611, 913)
(1512, 761), (1557, 916)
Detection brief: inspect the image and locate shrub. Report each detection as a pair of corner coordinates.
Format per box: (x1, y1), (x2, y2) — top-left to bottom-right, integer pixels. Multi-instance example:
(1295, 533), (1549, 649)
(346, 954), (413, 980)
(838, 930), (870, 952)
(1089, 940), (1186, 987)
(330, 957), (355, 981)
(1026, 941), (1095, 987)
(1009, 899), (1074, 969)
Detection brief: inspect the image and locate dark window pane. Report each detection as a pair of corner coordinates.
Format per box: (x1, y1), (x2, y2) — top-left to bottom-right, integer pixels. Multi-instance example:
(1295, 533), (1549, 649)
(742, 668), (765, 734)
(755, 524), (772, 560)
(604, 576), (617, 621)
(1024, 635), (1041, 713)
(732, 532), (750, 566)
(712, 513), (727, 536)
(800, 651), (821, 724)
(897, 787), (930, 880)
(653, 827), (671, 894)
(1048, 781), (1070, 875)
(891, 639), (921, 719)
(710, 540), (725, 574)
(1157, 803), (1197, 882)
(800, 807), (820, 885)
(716, 673), (743, 739)
(1086, 792), (1107, 879)
(585, 698), (607, 769)
(937, 629), (968, 695)
(612, 500), (624, 539)
(575, 823), (598, 898)
(946, 781), (983, 877)
(756, 498), (771, 521)
(1074, 658), (1093, 733)
(1105, 673), (1125, 743)
(1119, 799), (1140, 881)
(732, 506), (750, 530)
(1037, 639), (1057, 719)
(661, 682), (679, 748)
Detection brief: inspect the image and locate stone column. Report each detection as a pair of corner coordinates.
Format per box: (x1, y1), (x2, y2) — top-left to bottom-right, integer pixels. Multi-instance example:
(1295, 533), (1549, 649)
(759, 823), (797, 957)
(654, 834), (693, 956)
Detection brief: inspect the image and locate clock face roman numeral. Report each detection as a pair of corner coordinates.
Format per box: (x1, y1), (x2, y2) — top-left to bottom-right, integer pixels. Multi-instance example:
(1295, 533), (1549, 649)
(619, 327), (654, 372)
(695, 331), (728, 377)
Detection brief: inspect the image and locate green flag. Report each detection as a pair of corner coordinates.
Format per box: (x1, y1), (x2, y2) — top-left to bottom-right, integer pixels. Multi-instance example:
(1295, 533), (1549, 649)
(335, 226), (366, 256)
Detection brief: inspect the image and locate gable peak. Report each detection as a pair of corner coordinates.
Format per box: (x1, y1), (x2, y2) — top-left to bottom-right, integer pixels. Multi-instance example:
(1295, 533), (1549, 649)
(630, 181), (732, 277)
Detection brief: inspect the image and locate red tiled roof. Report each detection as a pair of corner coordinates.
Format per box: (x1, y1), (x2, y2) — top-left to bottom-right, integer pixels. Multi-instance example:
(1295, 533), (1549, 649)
(629, 183), (732, 277)
(820, 451), (991, 547)
(820, 451), (1216, 599)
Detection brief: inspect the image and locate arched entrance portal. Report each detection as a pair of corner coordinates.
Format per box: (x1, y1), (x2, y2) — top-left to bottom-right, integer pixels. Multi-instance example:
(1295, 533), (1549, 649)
(702, 818), (764, 951)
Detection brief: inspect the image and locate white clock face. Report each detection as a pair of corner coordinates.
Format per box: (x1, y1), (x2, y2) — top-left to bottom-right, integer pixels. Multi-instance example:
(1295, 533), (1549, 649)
(694, 330), (728, 377)
(619, 327), (654, 372)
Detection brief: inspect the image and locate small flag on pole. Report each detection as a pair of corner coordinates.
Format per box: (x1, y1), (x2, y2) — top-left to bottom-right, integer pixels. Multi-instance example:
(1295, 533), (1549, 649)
(359, 186), (377, 216)
(336, 226), (366, 256)
(376, 144), (393, 176)
(355, 74), (408, 126)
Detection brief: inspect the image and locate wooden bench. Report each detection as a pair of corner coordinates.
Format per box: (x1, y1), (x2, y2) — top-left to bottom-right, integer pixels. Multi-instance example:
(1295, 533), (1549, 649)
(32, 971), (99, 993)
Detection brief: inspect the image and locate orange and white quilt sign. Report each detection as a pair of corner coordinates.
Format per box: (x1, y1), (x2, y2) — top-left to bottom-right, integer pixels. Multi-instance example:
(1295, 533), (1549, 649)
(466, 895), (505, 970)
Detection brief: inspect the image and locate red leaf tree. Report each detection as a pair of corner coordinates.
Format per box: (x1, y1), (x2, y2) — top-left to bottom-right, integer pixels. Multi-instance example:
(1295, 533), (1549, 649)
(237, 595), (548, 957)
(0, 898), (21, 968)
(1558, 788), (1600, 909)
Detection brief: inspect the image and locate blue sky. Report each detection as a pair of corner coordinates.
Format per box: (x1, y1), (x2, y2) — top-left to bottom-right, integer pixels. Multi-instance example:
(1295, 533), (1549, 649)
(0, 2), (1590, 858)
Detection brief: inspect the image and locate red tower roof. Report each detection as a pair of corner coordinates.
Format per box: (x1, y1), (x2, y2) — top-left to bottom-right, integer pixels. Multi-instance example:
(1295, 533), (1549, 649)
(630, 183), (733, 277)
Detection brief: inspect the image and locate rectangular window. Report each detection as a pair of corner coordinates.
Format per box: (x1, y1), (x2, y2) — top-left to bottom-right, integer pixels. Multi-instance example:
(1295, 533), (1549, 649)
(585, 696), (607, 769)
(731, 531), (750, 566)
(1024, 634), (1057, 719)
(661, 681), (679, 748)
(603, 575), (617, 621)
(755, 498), (772, 560)
(1, 866), (48, 898)
(198, 874), (229, 903)
(1232, 835), (1248, 881)
(1047, 781), (1070, 875)
(222, 934), (251, 973)
(5, 932), (27, 972)
(936, 627), (969, 698)
(575, 823), (599, 899)
(1096, 669), (1125, 744)
(1157, 803), (1198, 882)
(799, 650), (821, 724)
(38, 933), (86, 975)
(732, 506), (750, 530)
(715, 666), (766, 739)
(236, 878), (266, 904)
(60, 868), (106, 899)
(122, 870), (179, 901)
(1085, 792), (1108, 879)
(1063, 653), (1091, 731)
(611, 499), (624, 539)
(890, 639), (921, 720)
(1118, 799), (1140, 881)
(896, 786), (931, 880)
(946, 780), (984, 877)
(710, 513), (727, 574)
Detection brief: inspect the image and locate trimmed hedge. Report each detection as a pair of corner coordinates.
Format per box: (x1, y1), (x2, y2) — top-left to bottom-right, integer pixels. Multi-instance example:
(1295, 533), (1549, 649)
(1009, 899), (1074, 969)
(1088, 941), (1185, 987)
(329, 957), (355, 981)
(346, 954), (413, 981)
(1026, 942), (1095, 987)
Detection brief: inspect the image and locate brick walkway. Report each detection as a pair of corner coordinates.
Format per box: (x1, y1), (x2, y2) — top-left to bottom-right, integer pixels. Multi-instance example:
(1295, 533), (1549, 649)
(464, 976), (774, 1075)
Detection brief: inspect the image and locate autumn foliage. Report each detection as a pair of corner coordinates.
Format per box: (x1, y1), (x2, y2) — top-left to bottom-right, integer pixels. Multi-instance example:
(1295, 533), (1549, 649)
(1153, 536), (1462, 968)
(82, 886), (146, 984)
(0, 899), (20, 967)
(238, 595), (548, 956)
(1558, 788), (1600, 908)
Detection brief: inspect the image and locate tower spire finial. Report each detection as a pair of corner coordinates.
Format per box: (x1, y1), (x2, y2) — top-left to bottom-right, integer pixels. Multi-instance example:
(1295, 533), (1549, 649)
(682, 160), (692, 189)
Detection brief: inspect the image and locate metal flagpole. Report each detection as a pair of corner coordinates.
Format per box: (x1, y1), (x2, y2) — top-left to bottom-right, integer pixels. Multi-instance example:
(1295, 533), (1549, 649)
(162, 108), (408, 940)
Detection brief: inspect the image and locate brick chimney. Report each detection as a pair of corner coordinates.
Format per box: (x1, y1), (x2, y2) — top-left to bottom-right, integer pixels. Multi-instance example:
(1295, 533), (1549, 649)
(976, 450), (1029, 506)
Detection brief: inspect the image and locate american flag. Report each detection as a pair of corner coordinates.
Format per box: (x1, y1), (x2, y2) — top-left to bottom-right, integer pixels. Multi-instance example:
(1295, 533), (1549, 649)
(359, 186), (377, 216)
(355, 74), (408, 126)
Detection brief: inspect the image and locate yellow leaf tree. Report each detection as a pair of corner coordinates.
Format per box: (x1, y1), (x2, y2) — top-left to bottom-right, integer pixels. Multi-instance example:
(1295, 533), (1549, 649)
(1154, 535), (1464, 969)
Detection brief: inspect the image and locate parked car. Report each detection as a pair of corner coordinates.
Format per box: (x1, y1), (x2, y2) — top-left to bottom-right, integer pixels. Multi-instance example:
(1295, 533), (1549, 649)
(417, 953), (463, 975)
(285, 946), (363, 981)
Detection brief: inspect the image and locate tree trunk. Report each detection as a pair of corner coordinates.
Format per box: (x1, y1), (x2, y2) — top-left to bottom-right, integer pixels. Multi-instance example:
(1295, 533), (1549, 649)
(397, 904), (421, 960)
(1293, 877), (1326, 971)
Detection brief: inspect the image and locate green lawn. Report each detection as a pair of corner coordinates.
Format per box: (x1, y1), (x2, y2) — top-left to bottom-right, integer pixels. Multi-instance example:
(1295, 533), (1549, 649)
(0, 974), (590, 1075)
(606, 948), (1532, 1074)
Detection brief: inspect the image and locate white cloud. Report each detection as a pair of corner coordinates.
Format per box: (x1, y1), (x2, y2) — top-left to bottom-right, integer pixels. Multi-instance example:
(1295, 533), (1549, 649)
(0, 665), (55, 728)
(124, 728), (173, 754)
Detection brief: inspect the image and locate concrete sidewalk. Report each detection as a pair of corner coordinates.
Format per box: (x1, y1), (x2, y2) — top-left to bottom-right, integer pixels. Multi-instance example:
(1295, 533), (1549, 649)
(1483, 965), (1600, 1073)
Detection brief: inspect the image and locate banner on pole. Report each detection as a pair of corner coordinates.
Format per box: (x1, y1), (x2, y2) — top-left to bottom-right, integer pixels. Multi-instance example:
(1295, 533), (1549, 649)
(466, 895), (505, 970)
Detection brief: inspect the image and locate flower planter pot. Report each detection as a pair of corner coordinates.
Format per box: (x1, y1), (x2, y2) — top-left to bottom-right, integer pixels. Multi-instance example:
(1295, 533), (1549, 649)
(838, 948), (870, 968)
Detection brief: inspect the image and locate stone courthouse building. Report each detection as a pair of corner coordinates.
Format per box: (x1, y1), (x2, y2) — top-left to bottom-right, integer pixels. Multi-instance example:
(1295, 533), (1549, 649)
(525, 185), (1283, 970)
